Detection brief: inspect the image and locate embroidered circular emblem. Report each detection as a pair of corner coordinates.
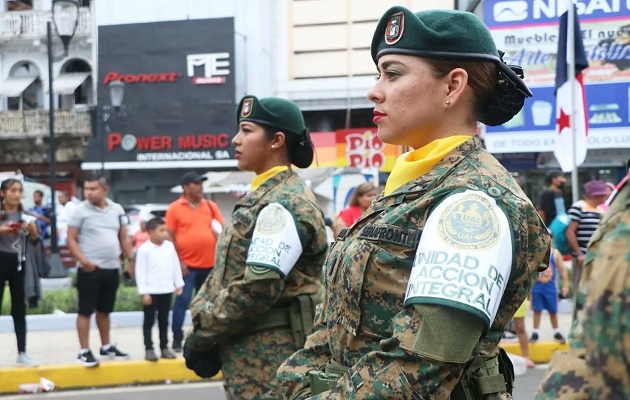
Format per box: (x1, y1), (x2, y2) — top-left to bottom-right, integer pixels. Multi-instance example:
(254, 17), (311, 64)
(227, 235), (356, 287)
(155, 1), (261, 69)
(438, 192), (499, 251)
(385, 12), (404, 45)
(121, 134), (137, 151)
(257, 205), (286, 235)
(241, 98), (254, 117)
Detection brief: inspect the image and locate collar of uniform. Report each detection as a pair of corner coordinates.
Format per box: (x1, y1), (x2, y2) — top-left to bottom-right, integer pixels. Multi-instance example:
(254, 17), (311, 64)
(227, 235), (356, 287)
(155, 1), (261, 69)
(251, 166), (289, 192)
(380, 135), (483, 199)
(237, 168), (295, 207)
(85, 198), (114, 211)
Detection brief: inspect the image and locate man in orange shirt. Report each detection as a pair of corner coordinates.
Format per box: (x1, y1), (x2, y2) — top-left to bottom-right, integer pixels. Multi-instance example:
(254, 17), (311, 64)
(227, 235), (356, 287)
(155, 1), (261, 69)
(166, 171), (224, 352)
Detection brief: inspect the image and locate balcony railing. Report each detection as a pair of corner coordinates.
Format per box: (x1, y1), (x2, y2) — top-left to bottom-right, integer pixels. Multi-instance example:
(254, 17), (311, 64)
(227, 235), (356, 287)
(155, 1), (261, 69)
(0, 7), (91, 40)
(0, 109), (92, 139)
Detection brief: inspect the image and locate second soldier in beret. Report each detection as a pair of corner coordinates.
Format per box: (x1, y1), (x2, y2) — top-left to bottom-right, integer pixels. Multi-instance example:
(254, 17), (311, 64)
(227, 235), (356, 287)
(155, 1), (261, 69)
(185, 96), (329, 399)
(278, 6), (550, 399)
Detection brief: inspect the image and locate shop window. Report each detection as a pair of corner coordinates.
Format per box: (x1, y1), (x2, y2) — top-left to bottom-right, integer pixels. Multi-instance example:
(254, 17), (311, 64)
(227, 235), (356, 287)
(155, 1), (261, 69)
(5, 61), (42, 111)
(58, 58), (93, 109)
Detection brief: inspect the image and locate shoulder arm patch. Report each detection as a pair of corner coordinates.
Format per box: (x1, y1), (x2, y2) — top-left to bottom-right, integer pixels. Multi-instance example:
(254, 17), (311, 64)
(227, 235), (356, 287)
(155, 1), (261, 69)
(404, 190), (513, 327)
(246, 202), (304, 279)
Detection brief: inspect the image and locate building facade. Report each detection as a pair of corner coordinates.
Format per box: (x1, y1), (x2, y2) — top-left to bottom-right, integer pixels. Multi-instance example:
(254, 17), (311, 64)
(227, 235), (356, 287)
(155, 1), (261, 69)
(0, 0), (93, 196)
(477, 0), (630, 202)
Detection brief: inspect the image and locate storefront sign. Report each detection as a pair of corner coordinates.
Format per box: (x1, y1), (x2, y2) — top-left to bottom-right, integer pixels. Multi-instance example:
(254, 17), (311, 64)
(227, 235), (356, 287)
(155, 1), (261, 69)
(482, 0), (630, 153)
(309, 129), (401, 172)
(82, 18), (236, 170)
(336, 128), (401, 171)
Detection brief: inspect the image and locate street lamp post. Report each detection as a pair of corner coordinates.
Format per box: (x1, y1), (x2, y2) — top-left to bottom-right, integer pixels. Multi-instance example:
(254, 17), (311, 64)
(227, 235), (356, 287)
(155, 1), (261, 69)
(99, 81), (126, 171)
(47, 0), (80, 278)
(108, 81), (125, 111)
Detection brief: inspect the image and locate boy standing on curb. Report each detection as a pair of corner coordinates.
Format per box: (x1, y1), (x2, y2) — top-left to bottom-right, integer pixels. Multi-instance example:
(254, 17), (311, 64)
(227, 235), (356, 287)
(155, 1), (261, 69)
(135, 217), (184, 361)
(530, 245), (570, 344)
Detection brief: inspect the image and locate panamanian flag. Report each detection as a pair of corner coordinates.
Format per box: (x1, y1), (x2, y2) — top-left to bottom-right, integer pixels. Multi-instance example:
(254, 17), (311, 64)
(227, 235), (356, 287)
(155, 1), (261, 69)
(553, 1), (589, 173)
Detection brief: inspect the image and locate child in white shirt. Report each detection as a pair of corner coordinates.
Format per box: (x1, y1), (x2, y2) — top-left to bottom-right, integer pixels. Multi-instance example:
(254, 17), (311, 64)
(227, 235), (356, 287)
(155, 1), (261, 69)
(135, 217), (184, 361)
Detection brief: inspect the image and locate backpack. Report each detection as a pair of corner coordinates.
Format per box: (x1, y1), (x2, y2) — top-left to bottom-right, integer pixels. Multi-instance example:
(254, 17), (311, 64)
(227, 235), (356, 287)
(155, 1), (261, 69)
(549, 214), (570, 255)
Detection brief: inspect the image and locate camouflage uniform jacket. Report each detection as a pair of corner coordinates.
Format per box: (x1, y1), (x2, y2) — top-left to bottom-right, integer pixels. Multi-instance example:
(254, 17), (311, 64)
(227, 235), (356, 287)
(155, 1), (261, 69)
(536, 168), (630, 400)
(189, 169), (328, 399)
(278, 136), (550, 399)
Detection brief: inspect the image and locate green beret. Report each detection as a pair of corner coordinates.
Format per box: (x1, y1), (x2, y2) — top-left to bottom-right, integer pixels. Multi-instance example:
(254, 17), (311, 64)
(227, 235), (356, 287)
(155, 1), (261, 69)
(371, 7), (503, 64)
(237, 95), (307, 137)
(371, 7), (532, 125)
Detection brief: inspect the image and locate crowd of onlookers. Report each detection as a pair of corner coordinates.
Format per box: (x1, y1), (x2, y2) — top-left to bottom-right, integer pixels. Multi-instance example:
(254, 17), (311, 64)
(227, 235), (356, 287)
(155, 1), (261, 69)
(0, 169), (616, 368)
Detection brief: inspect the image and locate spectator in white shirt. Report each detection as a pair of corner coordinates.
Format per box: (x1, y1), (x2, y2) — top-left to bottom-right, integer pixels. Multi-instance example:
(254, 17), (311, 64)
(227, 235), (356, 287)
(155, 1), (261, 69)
(135, 217), (184, 361)
(56, 191), (76, 246)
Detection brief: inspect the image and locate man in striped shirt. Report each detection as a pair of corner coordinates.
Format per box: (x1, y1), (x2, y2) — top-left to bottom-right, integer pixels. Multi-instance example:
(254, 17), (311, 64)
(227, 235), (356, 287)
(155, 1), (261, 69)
(565, 180), (609, 297)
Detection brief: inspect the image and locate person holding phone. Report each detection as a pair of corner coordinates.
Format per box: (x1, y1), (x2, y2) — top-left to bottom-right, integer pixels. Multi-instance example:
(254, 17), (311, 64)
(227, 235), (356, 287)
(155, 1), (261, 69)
(0, 178), (39, 367)
(67, 175), (134, 367)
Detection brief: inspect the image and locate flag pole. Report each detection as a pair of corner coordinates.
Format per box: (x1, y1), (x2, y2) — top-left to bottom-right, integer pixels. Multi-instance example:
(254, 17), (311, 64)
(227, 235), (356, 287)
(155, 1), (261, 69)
(568, 1), (579, 204)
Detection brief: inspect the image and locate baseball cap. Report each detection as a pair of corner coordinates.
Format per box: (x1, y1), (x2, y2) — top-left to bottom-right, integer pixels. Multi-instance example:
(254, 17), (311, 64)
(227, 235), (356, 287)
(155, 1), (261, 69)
(583, 180), (609, 197)
(180, 171), (207, 186)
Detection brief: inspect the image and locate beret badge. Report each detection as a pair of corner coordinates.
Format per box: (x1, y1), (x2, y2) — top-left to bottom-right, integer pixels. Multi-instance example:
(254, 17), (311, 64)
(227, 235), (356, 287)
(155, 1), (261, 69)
(241, 98), (253, 118)
(385, 12), (404, 45)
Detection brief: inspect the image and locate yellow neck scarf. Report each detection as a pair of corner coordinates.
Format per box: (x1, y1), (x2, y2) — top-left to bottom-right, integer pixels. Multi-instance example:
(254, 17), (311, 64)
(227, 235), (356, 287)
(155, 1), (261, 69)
(251, 166), (289, 191)
(384, 136), (470, 195)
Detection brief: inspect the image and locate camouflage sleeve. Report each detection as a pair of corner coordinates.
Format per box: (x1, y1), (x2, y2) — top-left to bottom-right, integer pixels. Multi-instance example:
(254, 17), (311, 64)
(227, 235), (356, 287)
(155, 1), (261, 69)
(188, 271), (285, 349)
(278, 303), (333, 399)
(308, 305), (483, 399)
(189, 207), (320, 350)
(582, 187), (630, 398)
(536, 181), (630, 399)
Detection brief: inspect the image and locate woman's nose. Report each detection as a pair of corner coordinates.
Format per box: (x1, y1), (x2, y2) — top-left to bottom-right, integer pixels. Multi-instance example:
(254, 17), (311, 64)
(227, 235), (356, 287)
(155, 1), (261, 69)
(367, 81), (382, 103)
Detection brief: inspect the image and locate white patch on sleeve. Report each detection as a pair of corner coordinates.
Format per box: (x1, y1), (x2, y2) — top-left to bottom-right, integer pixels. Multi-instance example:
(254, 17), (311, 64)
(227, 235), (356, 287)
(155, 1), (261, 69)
(404, 190), (513, 327)
(246, 203), (303, 278)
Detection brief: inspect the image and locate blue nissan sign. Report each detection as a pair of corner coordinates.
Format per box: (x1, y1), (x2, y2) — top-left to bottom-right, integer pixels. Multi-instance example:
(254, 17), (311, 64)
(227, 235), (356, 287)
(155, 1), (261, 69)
(482, 0), (630, 153)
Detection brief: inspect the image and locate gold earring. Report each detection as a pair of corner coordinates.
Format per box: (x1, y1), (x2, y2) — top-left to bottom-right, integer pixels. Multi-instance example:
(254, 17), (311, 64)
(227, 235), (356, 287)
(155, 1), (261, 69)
(446, 100), (451, 106)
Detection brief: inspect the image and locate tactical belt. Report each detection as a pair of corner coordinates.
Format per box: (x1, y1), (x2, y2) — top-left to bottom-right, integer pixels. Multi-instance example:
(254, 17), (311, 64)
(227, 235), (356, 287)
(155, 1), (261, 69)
(251, 307), (291, 332)
(250, 294), (319, 348)
(307, 329), (512, 398)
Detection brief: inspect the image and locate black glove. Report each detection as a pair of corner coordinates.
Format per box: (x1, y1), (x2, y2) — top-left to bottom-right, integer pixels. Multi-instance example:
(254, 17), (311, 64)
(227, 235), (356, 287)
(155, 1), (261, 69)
(183, 339), (222, 379)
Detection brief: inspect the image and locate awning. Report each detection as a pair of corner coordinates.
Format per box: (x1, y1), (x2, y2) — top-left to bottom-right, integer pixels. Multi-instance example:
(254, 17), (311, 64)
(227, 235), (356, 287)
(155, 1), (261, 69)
(53, 72), (90, 95)
(0, 76), (38, 97)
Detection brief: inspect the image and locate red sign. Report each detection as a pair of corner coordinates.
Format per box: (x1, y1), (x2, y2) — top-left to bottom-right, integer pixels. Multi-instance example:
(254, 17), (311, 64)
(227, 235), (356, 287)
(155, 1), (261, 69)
(102, 71), (181, 85)
(336, 128), (385, 168)
(107, 132), (230, 152)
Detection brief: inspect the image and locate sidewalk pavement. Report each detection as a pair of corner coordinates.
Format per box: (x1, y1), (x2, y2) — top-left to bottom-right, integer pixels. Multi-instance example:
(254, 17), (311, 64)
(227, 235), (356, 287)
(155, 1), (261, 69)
(0, 309), (573, 394)
(0, 318), (213, 394)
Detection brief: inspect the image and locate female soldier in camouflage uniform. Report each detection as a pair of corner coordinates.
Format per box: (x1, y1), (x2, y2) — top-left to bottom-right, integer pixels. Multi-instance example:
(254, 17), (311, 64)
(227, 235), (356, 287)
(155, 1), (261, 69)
(185, 96), (329, 399)
(278, 7), (550, 399)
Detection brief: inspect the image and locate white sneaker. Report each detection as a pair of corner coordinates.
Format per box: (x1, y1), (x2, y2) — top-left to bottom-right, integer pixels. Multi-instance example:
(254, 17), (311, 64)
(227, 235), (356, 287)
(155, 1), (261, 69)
(17, 352), (38, 367)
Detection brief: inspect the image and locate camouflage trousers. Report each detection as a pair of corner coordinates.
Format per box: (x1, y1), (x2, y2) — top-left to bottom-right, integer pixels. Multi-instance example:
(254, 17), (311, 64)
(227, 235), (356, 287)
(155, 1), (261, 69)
(220, 327), (298, 400)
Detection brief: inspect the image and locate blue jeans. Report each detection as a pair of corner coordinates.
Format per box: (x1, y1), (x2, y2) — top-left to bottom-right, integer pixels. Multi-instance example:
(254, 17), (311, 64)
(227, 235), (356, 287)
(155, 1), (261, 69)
(172, 267), (212, 341)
